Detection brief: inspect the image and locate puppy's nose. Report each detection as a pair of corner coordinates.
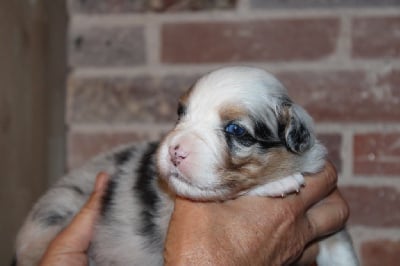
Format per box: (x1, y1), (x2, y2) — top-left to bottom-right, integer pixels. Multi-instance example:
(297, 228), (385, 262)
(169, 144), (189, 166)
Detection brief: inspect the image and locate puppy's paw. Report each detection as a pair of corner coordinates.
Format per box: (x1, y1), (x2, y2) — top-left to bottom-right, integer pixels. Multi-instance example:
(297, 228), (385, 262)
(247, 173), (304, 197)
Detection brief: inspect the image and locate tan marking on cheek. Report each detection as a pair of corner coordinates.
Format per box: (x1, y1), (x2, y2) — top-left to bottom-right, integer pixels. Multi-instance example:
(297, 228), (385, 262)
(217, 151), (264, 193)
(179, 84), (194, 106)
(219, 104), (248, 122)
(217, 147), (300, 195)
(257, 149), (299, 180)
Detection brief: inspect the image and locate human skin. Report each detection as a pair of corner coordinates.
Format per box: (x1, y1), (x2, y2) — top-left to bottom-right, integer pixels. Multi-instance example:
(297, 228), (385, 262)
(40, 161), (347, 266)
(39, 173), (109, 266)
(164, 161), (348, 266)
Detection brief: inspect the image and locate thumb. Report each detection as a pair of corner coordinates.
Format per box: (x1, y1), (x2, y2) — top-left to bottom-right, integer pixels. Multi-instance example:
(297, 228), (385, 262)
(52, 172), (109, 252)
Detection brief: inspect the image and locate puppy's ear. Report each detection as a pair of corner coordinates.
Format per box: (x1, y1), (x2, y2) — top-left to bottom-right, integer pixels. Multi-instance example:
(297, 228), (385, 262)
(278, 103), (315, 154)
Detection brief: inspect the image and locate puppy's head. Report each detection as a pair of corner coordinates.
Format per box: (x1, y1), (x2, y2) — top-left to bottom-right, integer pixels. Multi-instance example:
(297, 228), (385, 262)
(157, 66), (321, 200)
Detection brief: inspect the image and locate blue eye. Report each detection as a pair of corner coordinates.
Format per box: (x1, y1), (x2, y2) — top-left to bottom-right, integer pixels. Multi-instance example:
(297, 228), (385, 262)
(225, 123), (246, 137)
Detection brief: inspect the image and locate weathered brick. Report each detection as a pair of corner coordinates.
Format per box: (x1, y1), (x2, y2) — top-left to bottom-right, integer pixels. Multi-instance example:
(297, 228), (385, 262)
(67, 129), (170, 169)
(67, 75), (198, 124)
(318, 133), (342, 172)
(251, 0), (400, 8)
(354, 133), (400, 176)
(340, 186), (400, 227)
(159, 0), (237, 11)
(361, 240), (400, 266)
(69, 25), (145, 67)
(162, 19), (339, 63)
(68, 132), (342, 171)
(68, 0), (147, 13)
(276, 69), (400, 122)
(68, 0), (237, 13)
(352, 17), (400, 59)
(68, 69), (400, 124)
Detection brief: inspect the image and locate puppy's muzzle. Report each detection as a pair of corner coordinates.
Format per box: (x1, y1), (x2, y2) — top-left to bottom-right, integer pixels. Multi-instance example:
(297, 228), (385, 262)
(169, 144), (189, 166)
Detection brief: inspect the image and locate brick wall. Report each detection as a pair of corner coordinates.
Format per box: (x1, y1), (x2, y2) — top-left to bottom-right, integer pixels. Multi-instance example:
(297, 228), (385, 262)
(66, 0), (400, 264)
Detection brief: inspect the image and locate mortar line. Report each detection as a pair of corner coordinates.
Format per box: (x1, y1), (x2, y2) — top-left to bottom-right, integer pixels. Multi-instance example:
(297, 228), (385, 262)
(338, 175), (400, 186)
(145, 21), (161, 67)
(336, 13), (352, 61)
(236, 0), (251, 14)
(68, 122), (400, 132)
(69, 7), (400, 25)
(68, 59), (400, 78)
(342, 128), (354, 180)
(68, 123), (174, 132)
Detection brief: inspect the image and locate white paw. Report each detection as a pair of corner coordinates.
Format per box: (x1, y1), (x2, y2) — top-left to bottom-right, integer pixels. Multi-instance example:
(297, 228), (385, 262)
(247, 173), (305, 197)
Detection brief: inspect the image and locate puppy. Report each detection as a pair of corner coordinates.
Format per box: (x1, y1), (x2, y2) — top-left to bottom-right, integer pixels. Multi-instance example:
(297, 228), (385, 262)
(15, 66), (358, 265)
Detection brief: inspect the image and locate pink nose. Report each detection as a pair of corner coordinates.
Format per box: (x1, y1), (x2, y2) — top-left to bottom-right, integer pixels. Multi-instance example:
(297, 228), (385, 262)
(169, 144), (189, 166)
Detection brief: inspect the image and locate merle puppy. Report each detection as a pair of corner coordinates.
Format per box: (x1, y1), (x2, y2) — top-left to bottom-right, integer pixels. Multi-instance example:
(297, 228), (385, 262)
(15, 66), (358, 265)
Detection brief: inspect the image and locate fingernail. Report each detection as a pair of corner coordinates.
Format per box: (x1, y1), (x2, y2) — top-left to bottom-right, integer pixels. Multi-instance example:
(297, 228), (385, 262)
(95, 172), (109, 191)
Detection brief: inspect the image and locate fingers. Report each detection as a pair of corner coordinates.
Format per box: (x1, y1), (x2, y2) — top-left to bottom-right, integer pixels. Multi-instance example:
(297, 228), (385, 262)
(297, 161), (338, 210)
(282, 162), (346, 263)
(305, 189), (349, 242)
(295, 242), (319, 266)
(53, 172), (109, 251)
(80, 172), (109, 214)
(288, 188), (349, 264)
(40, 173), (109, 266)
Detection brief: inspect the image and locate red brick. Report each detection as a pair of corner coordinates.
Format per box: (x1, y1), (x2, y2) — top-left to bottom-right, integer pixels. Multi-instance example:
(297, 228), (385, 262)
(67, 70), (400, 124)
(68, 0), (147, 13)
(276, 69), (400, 122)
(352, 17), (400, 58)
(68, 0), (237, 13)
(354, 133), (400, 176)
(318, 133), (342, 172)
(340, 186), (400, 227)
(162, 19), (339, 63)
(148, 0), (237, 12)
(361, 240), (400, 266)
(158, 0), (237, 11)
(67, 129), (169, 169)
(69, 25), (145, 67)
(251, 0), (400, 8)
(67, 75), (198, 124)
(376, 69), (400, 94)
(68, 131), (342, 171)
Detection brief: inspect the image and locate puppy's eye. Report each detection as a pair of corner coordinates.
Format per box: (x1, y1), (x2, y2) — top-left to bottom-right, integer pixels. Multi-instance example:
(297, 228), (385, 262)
(225, 123), (246, 137)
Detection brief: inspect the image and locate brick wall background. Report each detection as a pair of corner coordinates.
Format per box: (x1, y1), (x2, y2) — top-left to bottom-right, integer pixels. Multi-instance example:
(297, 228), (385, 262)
(66, 0), (400, 264)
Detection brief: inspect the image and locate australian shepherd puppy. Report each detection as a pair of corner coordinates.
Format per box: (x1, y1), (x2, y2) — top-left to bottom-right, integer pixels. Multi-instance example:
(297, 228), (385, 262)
(15, 66), (358, 265)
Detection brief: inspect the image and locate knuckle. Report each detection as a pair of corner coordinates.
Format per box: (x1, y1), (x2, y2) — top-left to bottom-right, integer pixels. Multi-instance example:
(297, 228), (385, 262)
(305, 215), (318, 240)
(325, 161), (338, 188)
(339, 195), (351, 224)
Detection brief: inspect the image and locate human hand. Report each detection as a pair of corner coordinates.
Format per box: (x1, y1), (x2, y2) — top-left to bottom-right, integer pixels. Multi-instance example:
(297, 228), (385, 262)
(39, 173), (108, 266)
(164, 161), (349, 266)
